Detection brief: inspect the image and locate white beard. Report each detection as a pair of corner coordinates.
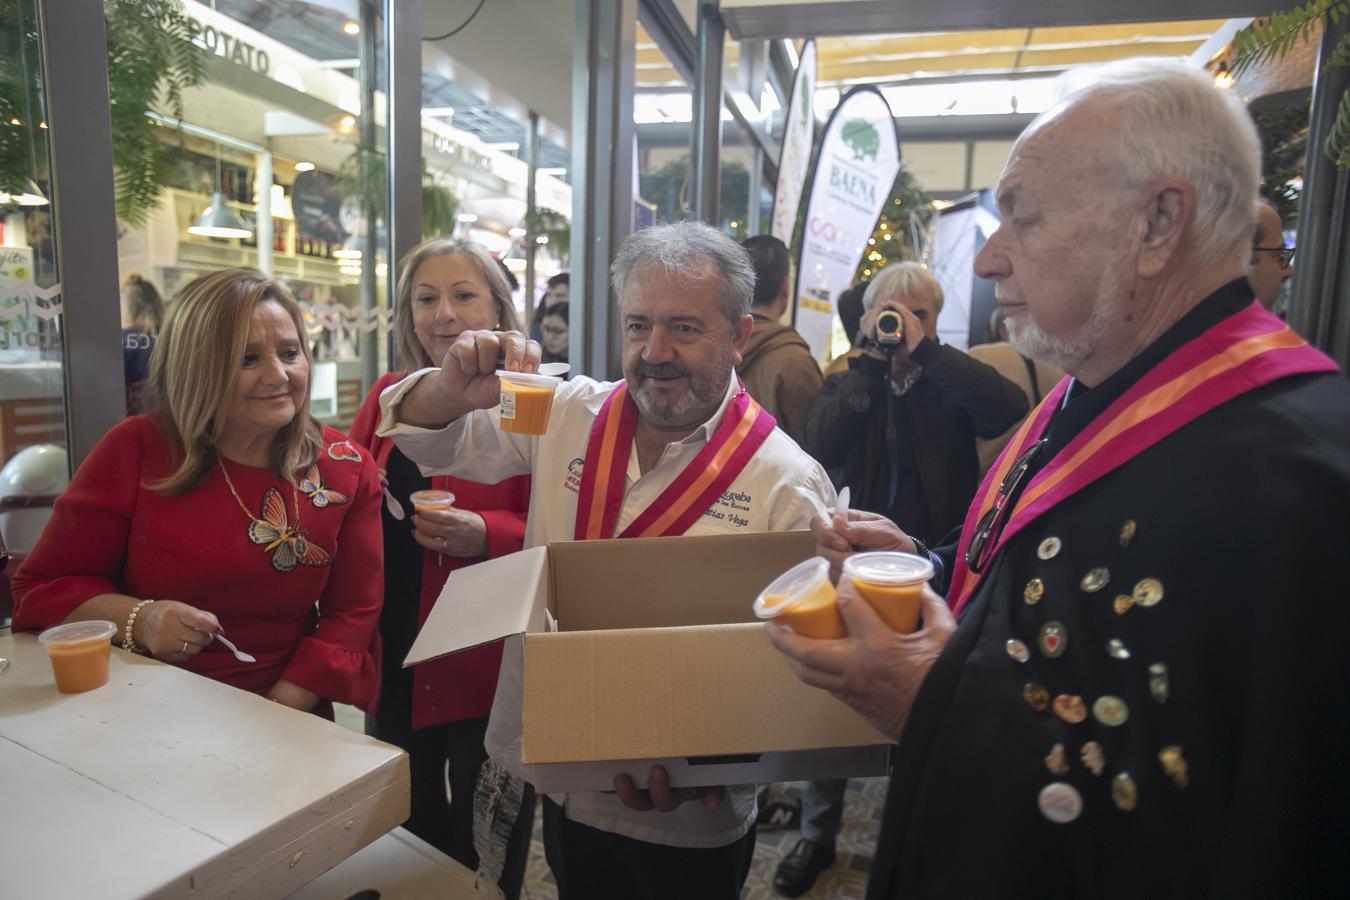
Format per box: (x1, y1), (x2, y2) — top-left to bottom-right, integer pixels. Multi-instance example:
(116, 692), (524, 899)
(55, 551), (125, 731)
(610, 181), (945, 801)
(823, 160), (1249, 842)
(1007, 268), (1125, 375)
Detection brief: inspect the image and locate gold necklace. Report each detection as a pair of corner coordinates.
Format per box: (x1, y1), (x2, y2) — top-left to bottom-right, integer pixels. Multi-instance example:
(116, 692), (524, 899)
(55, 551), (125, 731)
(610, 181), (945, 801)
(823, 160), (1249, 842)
(218, 457), (302, 527)
(218, 457), (329, 573)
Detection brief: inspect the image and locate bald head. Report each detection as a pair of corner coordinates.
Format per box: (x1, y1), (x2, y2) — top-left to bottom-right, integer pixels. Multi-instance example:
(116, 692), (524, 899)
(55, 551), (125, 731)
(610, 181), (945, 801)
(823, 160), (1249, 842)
(1249, 201), (1293, 309)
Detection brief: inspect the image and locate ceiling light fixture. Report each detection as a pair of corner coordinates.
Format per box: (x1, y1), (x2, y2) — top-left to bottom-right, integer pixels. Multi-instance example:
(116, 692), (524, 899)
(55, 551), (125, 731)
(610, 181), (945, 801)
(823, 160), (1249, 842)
(188, 144), (252, 239)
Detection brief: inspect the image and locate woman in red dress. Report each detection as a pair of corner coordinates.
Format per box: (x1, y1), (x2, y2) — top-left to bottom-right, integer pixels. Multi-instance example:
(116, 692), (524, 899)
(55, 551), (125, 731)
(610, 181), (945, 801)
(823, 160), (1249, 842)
(348, 238), (534, 897)
(13, 268), (381, 713)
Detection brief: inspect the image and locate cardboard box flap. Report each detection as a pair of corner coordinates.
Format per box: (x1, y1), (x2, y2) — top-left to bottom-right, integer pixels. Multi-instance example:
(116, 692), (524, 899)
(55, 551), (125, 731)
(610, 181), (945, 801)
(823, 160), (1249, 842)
(404, 546), (550, 667)
(547, 531), (815, 631)
(520, 622), (890, 764)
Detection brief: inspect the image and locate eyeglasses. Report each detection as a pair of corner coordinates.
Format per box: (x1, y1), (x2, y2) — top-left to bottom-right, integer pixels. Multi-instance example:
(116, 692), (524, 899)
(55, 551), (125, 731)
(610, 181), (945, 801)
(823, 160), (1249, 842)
(1252, 245), (1295, 268)
(964, 438), (1047, 574)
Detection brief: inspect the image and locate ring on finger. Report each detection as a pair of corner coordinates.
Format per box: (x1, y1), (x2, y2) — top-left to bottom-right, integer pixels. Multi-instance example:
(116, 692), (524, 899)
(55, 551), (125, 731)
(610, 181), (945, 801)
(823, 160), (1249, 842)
(180, 640), (189, 654)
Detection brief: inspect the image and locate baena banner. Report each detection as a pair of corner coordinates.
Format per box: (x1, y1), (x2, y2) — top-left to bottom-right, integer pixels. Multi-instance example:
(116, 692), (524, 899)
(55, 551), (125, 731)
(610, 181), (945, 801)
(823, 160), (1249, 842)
(792, 87), (900, 362)
(770, 40), (817, 247)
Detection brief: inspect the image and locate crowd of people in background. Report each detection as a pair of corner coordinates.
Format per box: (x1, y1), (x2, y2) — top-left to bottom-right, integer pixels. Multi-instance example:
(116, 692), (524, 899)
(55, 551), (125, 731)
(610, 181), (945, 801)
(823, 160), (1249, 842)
(13, 55), (1349, 900)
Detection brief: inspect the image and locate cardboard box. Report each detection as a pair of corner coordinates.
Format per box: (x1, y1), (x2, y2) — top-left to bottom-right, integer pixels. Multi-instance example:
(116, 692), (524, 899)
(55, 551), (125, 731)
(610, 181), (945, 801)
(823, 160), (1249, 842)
(405, 531), (893, 792)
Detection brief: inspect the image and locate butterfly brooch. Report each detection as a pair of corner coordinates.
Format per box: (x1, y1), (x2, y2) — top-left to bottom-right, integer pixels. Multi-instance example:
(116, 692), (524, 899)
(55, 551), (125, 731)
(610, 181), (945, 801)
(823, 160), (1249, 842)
(328, 441), (361, 462)
(300, 464), (349, 509)
(248, 487), (332, 573)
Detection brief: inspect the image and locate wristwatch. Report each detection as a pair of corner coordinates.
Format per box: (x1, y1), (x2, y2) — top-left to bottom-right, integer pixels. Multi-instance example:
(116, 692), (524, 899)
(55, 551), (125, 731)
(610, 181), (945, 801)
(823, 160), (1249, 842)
(910, 535), (931, 562)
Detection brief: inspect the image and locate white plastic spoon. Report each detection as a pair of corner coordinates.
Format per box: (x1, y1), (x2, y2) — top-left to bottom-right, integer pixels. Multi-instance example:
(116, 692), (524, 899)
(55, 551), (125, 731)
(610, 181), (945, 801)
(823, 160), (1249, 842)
(496, 355), (570, 379)
(384, 488), (406, 521)
(836, 485), (851, 519)
(214, 633), (256, 663)
(537, 361), (571, 377)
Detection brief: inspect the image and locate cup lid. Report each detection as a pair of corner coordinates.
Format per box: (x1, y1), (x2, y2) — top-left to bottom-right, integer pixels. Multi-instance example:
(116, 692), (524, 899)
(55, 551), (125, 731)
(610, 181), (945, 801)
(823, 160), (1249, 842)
(38, 620), (117, 646)
(410, 489), (456, 505)
(496, 369), (561, 388)
(843, 551), (934, 585)
(754, 557), (831, 619)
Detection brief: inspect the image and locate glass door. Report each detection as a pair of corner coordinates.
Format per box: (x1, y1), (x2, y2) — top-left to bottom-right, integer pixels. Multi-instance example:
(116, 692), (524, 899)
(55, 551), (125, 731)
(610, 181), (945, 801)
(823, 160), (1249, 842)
(0, 0), (70, 574)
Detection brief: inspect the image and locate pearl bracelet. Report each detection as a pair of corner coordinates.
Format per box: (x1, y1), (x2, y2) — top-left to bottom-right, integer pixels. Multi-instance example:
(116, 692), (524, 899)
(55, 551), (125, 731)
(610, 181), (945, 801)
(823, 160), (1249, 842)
(123, 599), (155, 652)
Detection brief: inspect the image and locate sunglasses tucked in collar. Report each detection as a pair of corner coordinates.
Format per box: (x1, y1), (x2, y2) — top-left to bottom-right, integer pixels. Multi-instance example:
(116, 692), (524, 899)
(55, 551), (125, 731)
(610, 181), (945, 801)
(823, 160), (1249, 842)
(965, 438), (1049, 574)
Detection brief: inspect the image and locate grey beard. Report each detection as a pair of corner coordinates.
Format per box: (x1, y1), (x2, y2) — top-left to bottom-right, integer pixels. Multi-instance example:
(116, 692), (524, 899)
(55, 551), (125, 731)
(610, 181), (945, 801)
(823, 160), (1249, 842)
(1007, 273), (1124, 375)
(629, 366), (731, 429)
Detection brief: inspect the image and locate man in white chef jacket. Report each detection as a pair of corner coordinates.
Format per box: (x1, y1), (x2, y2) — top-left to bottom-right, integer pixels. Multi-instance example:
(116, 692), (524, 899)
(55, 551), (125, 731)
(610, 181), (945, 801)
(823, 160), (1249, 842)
(377, 220), (835, 899)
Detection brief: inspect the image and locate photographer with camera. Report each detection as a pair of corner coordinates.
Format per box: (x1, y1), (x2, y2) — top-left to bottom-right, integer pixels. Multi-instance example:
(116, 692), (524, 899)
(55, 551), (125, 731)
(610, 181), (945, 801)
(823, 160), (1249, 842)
(805, 261), (1027, 542)
(779, 262), (1028, 897)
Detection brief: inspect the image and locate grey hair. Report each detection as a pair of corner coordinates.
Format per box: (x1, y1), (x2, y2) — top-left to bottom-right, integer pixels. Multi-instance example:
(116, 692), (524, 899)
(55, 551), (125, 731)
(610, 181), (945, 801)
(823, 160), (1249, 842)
(862, 261), (944, 313)
(610, 221), (755, 322)
(1053, 58), (1261, 271)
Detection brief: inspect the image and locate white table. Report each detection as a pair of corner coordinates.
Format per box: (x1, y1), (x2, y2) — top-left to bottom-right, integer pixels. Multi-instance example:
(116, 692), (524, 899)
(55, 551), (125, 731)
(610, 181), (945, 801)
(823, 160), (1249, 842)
(0, 632), (410, 899)
(287, 827), (496, 899)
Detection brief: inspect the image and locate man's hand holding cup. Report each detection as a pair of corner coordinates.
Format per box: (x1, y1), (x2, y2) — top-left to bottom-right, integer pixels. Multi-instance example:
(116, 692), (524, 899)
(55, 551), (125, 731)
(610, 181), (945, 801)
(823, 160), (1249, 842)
(440, 329), (541, 411)
(811, 509), (919, 582)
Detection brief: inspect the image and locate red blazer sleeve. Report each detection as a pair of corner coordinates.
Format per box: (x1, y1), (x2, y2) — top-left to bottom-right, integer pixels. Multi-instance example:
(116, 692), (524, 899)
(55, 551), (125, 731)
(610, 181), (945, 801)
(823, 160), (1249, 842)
(479, 508), (528, 559)
(11, 417), (145, 630)
(279, 450), (384, 709)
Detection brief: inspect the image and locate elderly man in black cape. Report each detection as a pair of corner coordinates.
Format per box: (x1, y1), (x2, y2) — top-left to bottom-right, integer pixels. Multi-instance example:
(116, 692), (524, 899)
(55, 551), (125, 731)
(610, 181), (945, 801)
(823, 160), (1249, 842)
(769, 57), (1350, 898)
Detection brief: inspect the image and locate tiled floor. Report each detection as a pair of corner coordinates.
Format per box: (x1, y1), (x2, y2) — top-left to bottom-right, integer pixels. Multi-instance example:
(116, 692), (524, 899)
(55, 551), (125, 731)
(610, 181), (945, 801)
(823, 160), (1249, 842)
(335, 706), (885, 900)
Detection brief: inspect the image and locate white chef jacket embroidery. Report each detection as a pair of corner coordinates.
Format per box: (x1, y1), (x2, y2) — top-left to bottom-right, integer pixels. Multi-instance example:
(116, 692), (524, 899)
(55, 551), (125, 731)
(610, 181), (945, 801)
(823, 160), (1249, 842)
(376, 369), (836, 848)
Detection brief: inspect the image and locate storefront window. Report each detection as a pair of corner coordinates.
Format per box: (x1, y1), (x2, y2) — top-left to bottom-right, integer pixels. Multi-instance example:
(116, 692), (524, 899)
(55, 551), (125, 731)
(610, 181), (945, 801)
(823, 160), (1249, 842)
(419, 44), (572, 331)
(0, 0), (69, 557)
(634, 25), (765, 239)
(109, 0), (390, 428)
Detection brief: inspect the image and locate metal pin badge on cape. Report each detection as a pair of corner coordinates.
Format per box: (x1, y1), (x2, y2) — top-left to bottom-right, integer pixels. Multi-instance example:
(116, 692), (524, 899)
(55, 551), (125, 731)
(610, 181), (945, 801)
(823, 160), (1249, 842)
(1038, 782), (1083, 824)
(1038, 621), (1067, 658)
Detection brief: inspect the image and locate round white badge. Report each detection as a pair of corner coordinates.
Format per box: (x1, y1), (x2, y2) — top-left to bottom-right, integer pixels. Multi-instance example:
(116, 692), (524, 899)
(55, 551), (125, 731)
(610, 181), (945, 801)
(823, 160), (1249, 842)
(1038, 781), (1084, 824)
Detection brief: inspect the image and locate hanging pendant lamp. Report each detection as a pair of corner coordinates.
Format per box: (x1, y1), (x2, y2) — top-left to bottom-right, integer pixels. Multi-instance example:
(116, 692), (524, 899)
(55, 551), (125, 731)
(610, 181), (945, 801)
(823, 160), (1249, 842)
(10, 179), (48, 206)
(189, 149), (252, 239)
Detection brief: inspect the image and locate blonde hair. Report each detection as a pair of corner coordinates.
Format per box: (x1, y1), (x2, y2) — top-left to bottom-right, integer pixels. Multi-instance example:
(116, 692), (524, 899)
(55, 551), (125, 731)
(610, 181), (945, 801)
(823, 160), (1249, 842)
(392, 238), (522, 371)
(145, 268), (323, 495)
(862, 261), (944, 313)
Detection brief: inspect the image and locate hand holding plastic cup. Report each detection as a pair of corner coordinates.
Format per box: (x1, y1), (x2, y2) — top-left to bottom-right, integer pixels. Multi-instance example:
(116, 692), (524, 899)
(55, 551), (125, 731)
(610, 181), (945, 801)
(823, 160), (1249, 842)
(842, 552), (935, 634)
(753, 557), (845, 640)
(497, 369), (561, 435)
(38, 620), (117, 693)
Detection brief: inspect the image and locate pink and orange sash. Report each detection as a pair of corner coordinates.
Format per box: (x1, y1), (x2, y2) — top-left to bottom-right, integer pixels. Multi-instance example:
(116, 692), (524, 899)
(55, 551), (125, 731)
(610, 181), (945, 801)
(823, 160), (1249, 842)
(948, 302), (1339, 616)
(573, 380), (777, 540)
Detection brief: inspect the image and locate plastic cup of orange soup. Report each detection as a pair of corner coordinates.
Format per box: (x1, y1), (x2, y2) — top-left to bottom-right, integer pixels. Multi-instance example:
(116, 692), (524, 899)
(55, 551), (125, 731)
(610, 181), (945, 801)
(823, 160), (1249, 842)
(409, 489), (456, 514)
(38, 620), (118, 694)
(842, 552), (935, 634)
(497, 370), (561, 435)
(753, 557), (845, 640)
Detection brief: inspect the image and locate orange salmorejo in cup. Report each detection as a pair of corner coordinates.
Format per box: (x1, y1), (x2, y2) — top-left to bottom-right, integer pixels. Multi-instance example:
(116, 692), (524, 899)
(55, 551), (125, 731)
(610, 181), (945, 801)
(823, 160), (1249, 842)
(38, 620), (118, 694)
(754, 558), (845, 640)
(409, 489), (456, 514)
(842, 552), (935, 634)
(497, 370), (561, 435)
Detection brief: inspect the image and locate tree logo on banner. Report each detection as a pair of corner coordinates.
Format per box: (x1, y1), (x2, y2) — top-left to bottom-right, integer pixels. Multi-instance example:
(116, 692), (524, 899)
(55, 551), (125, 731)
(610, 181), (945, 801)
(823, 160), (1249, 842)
(842, 120), (880, 161)
(791, 86), (901, 361)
